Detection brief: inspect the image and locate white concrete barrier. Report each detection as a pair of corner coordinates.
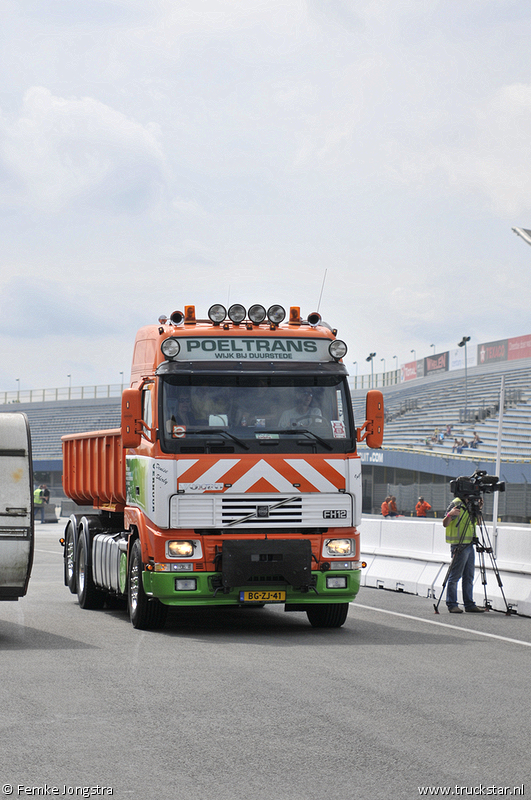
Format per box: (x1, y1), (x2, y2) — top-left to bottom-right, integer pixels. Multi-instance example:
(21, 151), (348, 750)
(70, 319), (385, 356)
(359, 516), (531, 616)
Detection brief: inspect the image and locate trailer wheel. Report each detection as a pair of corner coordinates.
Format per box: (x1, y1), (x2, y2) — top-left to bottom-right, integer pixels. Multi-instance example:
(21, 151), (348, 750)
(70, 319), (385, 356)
(128, 540), (167, 630)
(63, 520), (77, 594)
(76, 535), (106, 610)
(306, 603), (349, 628)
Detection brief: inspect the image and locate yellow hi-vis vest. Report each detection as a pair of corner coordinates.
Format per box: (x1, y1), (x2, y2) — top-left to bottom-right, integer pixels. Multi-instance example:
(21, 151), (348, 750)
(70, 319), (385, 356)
(33, 488), (43, 506)
(445, 497), (476, 545)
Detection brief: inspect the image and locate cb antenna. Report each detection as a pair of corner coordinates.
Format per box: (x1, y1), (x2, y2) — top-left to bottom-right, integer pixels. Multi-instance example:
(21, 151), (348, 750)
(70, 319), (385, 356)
(316, 269), (327, 313)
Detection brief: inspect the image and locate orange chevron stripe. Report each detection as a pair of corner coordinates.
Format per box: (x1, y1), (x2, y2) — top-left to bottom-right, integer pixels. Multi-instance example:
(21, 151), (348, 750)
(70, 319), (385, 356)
(177, 454), (347, 492)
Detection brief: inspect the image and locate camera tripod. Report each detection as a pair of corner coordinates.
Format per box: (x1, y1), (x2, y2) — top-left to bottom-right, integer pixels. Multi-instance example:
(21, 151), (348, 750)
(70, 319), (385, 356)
(433, 498), (514, 615)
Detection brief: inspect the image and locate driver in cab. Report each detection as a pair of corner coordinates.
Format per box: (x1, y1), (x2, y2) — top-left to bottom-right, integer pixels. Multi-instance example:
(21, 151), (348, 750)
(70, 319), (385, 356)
(278, 388), (322, 428)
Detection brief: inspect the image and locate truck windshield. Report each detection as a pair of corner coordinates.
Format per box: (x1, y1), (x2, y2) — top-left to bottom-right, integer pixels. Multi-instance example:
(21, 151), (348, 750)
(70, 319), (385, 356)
(159, 375), (353, 453)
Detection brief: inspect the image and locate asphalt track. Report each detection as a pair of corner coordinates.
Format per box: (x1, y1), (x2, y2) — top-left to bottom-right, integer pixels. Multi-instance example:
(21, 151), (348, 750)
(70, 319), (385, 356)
(1, 522), (530, 800)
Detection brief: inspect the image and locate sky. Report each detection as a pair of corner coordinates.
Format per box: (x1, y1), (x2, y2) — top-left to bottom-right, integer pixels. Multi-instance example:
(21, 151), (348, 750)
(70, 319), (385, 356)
(2, 0), (531, 393)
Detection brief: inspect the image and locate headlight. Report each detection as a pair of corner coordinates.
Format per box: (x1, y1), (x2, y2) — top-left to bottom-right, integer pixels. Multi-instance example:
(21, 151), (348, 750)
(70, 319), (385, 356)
(167, 540), (195, 558)
(329, 340), (348, 360)
(228, 304), (247, 323)
(248, 304), (266, 324)
(267, 304), (286, 324)
(161, 338), (180, 359)
(324, 539), (354, 556)
(208, 304), (227, 323)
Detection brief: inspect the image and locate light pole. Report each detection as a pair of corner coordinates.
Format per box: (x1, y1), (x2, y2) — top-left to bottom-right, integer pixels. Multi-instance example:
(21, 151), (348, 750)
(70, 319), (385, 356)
(120, 371), (124, 393)
(67, 374), (71, 400)
(458, 336), (471, 419)
(410, 349), (416, 362)
(393, 355), (398, 383)
(380, 358), (386, 386)
(431, 344), (435, 354)
(366, 352), (376, 388)
(16, 378), (20, 402)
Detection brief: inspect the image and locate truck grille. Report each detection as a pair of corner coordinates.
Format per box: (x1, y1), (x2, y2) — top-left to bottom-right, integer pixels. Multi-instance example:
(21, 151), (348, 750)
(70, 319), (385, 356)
(169, 493), (352, 529)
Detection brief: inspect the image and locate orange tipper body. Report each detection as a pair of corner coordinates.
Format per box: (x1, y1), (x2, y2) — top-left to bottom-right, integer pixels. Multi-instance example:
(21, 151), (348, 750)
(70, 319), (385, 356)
(61, 303), (383, 629)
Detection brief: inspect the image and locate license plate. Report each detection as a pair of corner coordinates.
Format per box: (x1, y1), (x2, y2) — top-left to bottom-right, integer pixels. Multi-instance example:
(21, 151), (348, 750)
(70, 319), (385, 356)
(239, 590), (286, 603)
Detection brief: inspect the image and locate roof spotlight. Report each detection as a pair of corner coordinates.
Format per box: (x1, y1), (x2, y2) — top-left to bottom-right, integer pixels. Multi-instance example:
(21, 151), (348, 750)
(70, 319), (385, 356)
(267, 305), (286, 325)
(228, 304), (247, 324)
(307, 312), (321, 327)
(329, 340), (347, 360)
(208, 304), (227, 324)
(161, 338), (181, 359)
(248, 304), (267, 324)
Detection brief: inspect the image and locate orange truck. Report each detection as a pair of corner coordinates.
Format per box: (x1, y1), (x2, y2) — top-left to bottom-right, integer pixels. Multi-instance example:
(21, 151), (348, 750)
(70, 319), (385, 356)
(61, 303), (383, 629)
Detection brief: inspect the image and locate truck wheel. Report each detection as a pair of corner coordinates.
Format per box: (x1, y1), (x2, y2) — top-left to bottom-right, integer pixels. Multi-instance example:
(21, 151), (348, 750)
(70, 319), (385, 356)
(306, 603), (349, 628)
(63, 520), (77, 594)
(128, 540), (167, 630)
(76, 535), (106, 610)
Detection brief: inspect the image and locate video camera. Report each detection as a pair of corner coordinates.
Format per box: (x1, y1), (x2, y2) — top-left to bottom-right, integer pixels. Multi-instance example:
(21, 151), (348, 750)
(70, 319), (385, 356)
(450, 469), (505, 498)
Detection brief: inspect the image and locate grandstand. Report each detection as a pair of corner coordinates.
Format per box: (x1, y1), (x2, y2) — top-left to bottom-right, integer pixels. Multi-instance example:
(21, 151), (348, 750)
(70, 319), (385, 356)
(352, 358), (531, 522)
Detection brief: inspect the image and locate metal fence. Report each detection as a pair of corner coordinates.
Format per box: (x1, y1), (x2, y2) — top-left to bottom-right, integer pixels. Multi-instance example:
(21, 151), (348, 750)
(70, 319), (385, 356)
(0, 384), (124, 405)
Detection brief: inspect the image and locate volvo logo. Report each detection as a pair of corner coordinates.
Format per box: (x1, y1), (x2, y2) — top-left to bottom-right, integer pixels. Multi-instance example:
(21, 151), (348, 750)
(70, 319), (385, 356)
(256, 505), (270, 518)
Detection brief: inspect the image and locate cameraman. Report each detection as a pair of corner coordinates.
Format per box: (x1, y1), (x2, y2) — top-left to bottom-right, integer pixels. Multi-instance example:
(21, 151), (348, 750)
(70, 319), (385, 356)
(442, 497), (485, 614)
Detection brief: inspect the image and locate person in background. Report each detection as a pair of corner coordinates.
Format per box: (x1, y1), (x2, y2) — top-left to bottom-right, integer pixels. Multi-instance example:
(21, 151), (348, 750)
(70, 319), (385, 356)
(33, 484), (45, 523)
(381, 496), (390, 518)
(416, 497), (431, 517)
(388, 496), (398, 517)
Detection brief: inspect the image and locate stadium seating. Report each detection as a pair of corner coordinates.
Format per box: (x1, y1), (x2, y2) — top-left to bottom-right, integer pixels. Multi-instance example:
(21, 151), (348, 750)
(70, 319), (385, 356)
(352, 364), (531, 462)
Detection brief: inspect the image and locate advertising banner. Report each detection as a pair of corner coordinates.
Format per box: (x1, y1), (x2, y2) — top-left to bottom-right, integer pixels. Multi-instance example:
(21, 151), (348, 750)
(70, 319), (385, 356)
(449, 347), (477, 371)
(424, 352), (448, 375)
(477, 339), (508, 365)
(402, 361), (418, 382)
(508, 334), (531, 361)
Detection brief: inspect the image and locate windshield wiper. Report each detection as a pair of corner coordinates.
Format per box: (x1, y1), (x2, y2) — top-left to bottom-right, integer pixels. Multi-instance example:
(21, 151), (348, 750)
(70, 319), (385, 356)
(194, 429), (250, 450)
(264, 429), (333, 451)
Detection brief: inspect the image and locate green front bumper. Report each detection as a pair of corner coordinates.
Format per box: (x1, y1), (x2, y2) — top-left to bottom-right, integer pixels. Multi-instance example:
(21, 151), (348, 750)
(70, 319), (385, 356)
(143, 569), (361, 607)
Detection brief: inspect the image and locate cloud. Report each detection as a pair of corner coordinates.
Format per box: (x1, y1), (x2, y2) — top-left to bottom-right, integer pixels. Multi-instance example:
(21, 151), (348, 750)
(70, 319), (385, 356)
(440, 83), (531, 216)
(0, 87), (167, 213)
(0, 275), (117, 338)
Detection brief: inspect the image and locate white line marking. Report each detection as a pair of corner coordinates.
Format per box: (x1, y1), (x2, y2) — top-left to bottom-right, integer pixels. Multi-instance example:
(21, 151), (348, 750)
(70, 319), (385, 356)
(354, 602), (531, 648)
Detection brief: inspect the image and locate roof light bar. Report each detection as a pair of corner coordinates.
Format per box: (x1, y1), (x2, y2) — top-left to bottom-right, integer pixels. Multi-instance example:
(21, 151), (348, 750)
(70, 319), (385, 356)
(228, 304), (246, 323)
(208, 304), (227, 324)
(267, 305), (286, 324)
(248, 304), (266, 324)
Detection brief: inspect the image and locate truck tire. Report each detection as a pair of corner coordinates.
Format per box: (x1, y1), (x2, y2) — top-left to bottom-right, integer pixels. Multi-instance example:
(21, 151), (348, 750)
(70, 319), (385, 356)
(128, 539), (168, 630)
(306, 603), (349, 628)
(76, 534), (106, 610)
(63, 519), (77, 594)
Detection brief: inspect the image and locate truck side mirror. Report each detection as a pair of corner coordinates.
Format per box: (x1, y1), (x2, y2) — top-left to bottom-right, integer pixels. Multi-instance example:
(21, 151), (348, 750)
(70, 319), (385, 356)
(356, 389), (384, 449)
(121, 388), (142, 449)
